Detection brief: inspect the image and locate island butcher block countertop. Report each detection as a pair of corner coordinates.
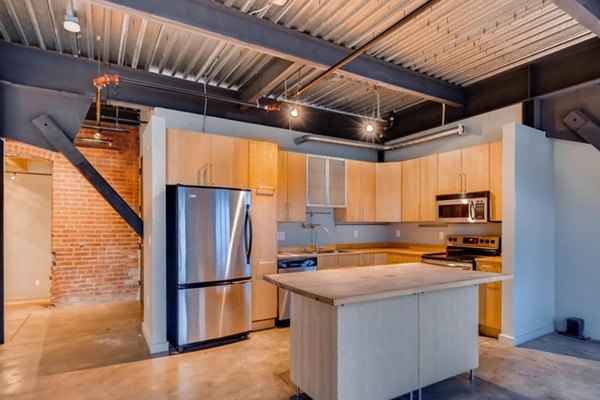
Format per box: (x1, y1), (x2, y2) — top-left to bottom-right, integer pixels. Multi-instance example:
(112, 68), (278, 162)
(264, 263), (511, 306)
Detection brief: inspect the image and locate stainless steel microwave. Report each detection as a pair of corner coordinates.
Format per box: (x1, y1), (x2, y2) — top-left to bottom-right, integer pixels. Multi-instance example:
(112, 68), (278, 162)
(436, 191), (489, 223)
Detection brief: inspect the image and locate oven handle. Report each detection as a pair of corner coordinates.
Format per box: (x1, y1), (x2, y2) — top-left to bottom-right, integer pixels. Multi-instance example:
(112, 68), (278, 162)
(421, 258), (473, 269)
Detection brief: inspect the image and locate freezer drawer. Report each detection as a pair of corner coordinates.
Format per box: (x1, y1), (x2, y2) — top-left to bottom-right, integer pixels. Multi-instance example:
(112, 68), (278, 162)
(175, 281), (252, 345)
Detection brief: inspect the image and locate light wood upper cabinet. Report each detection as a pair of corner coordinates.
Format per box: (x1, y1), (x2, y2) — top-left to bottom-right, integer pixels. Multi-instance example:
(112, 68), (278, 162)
(166, 129), (248, 189)
(249, 140), (278, 323)
(437, 144), (489, 195)
(166, 129), (211, 186)
(489, 141), (502, 221)
(437, 149), (462, 195)
(210, 135), (249, 189)
(335, 160), (374, 222)
(420, 154), (438, 222)
(401, 155), (438, 222)
(306, 155), (346, 208)
(462, 144), (489, 193)
(277, 151), (306, 222)
(375, 162), (402, 222)
(401, 158), (421, 222)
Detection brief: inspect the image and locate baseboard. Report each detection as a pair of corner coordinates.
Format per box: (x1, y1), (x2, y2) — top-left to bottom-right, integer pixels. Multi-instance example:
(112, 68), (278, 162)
(142, 321), (169, 354)
(499, 324), (554, 347)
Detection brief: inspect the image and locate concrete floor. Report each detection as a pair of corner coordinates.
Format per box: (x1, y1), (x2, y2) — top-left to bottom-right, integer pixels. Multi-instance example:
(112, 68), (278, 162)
(1, 301), (599, 400)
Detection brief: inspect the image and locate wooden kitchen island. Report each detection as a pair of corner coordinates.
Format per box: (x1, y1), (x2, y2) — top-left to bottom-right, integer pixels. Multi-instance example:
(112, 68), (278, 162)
(264, 263), (511, 400)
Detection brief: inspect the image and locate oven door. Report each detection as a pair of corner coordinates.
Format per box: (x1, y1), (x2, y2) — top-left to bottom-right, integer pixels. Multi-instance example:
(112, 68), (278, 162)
(436, 197), (488, 223)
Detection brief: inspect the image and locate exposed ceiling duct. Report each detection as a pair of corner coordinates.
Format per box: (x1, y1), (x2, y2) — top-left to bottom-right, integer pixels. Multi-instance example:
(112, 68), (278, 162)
(294, 124), (466, 151)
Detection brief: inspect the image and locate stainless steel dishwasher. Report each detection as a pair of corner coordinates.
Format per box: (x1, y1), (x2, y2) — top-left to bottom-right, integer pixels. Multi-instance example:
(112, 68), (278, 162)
(276, 257), (317, 325)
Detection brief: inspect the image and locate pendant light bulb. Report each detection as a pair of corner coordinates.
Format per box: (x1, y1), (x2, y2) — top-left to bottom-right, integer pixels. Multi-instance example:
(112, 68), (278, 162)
(365, 123), (375, 133)
(290, 108), (299, 118)
(63, 14), (81, 33)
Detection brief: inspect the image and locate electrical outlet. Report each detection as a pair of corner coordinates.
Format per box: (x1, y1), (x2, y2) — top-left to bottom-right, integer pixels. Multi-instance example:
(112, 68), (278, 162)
(277, 231), (285, 241)
(395, 230), (401, 238)
(354, 230), (359, 238)
(439, 231), (445, 240)
(34, 280), (40, 286)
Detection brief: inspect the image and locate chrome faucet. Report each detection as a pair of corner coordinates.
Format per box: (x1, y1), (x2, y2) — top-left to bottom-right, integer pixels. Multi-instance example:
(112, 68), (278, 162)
(314, 226), (330, 253)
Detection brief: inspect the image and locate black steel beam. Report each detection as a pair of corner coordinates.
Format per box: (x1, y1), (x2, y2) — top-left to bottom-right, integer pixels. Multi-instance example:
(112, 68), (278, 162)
(101, 0), (464, 106)
(562, 109), (600, 151)
(32, 115), (143, 237)
(0, 41), (366, 139)
(385, 38), (600, 139)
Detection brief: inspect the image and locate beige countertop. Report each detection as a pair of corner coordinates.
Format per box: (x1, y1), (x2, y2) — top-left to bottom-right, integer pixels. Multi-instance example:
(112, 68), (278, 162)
(264, 263), (511, 306)
(277, 245), (443, 259)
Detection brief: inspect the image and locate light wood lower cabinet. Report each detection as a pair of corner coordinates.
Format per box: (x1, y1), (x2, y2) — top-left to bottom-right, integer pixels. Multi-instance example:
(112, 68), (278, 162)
(251, 261), (277, 324)
(316, 252), (421, 269)
(338, 254), (360, 268)
(387, 254), (422, 264)
(249, 140), (278, 324)
(476, 260), (502, 337)
(166, 129), (249, 188)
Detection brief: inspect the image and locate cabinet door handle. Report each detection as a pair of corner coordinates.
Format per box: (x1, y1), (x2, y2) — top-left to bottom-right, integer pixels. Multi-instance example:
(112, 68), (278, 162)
(200, 163), (210, 185)
(286, 202), (290, 221)
(462, 173), (466, 193)
(457, 173), (462, 193)
(210, 163), (215, 186)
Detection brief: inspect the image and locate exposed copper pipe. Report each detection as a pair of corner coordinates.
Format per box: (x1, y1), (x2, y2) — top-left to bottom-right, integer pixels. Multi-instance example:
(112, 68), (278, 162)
(286, 0), (441, 102)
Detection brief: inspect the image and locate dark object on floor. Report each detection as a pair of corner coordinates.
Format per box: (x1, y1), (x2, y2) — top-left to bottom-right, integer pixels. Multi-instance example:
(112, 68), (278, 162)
(558, 317), (589, 340)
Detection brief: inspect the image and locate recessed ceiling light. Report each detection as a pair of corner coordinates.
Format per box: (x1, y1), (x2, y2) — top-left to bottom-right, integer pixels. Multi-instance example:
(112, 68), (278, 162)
(63, 14), (81, 33)
(290, 108), (299, 118)
(10, 172), (16, 181)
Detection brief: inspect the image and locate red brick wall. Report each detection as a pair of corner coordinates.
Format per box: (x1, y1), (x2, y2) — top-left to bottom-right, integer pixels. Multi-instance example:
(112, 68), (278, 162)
(4, 127), (141, 306)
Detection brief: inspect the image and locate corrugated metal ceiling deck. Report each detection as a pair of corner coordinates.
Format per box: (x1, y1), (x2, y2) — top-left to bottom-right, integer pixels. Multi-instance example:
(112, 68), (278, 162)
(0, 0), (595, 118)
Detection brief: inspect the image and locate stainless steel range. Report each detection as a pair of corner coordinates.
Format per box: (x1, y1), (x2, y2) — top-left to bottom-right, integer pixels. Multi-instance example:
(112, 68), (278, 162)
(422, 235), (500, 270)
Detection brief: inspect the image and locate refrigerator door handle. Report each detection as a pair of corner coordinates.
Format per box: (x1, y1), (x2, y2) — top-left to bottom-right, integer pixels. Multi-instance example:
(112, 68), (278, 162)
(244, 204), (253, 264)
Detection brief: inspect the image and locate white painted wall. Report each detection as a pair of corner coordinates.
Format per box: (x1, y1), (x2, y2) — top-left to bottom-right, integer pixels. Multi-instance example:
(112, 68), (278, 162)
(385, 104), (521, 162)
(4, 172), (52, 302)
(140, 115), (169, 353)
(554, 140), (600, 339)
(153, 108), (378, 162)
(500, 123), (555, 346)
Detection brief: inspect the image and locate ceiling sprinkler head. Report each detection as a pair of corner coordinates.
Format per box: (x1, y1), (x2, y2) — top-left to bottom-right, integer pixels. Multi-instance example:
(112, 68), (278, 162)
(63, 14), (81, 33)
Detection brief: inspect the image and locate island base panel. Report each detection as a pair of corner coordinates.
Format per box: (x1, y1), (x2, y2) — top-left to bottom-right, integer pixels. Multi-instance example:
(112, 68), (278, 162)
(289, 285), (479, 400)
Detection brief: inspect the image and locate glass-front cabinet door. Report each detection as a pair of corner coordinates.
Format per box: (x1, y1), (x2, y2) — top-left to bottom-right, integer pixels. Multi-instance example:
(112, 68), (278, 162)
(327, 157), (346, 207)
(306, 155), (346, 208)
(307, 155), (327, 206)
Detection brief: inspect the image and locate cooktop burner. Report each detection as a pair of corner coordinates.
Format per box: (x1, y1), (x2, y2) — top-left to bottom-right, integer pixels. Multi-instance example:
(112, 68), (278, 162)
(421, 235), (501, 269)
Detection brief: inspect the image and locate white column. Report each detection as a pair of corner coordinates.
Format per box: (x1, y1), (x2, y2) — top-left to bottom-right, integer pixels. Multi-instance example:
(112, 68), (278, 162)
(141, 113), (169, 353)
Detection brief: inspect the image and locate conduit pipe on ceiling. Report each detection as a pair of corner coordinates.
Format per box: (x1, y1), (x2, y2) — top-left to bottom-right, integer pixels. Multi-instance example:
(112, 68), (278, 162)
(285, 0), (441, 102)
(293, 124), (466, 151)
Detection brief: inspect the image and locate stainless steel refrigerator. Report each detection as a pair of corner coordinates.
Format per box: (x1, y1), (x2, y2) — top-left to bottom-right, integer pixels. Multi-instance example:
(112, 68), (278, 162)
(166, 185), (252, 351)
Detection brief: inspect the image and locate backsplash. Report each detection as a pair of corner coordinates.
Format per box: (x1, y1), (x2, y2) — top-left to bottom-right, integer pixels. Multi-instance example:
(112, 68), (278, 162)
(387, 222), (502, 245)
(277, 207), (389, 247)
(277, 207), (503, 248)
